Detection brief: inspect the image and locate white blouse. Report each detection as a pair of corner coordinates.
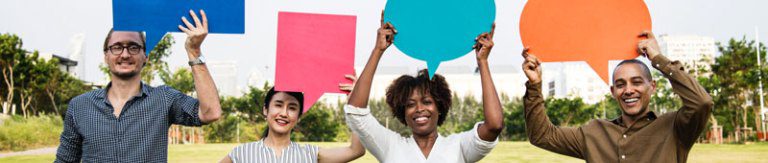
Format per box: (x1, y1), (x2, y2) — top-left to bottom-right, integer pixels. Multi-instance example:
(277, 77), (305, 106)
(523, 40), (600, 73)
(344, 104), (498, 163)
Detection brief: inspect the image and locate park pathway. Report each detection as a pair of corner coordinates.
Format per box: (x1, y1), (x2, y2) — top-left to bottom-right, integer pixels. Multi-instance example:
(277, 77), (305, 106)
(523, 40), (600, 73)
(0, 147), (56, 158)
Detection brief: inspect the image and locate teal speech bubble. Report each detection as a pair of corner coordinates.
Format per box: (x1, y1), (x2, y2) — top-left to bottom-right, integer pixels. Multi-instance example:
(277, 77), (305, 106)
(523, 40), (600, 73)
(384, 0), (495, 78)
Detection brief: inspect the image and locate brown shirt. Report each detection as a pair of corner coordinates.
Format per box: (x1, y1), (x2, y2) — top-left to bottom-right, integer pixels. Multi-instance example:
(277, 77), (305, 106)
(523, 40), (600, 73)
(523, 55), (713, 163)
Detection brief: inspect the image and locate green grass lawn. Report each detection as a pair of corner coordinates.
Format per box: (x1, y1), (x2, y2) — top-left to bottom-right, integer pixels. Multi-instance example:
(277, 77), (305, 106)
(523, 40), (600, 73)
(2, 142), (768, 162)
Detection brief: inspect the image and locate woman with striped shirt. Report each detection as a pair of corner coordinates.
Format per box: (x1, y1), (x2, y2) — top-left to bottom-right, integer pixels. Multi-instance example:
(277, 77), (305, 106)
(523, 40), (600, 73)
(220, 78), (364, 163)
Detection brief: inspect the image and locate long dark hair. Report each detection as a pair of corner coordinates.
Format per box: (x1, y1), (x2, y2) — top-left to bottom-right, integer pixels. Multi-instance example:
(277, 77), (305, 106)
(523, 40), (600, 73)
(261, 87), (304, 138)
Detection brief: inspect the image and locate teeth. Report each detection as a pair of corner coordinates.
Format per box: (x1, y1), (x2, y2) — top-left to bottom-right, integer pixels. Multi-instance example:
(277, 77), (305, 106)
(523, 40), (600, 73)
(624, 98), (639, 103)
(415, 117), (428, 122)
(276, 119), (288, 124)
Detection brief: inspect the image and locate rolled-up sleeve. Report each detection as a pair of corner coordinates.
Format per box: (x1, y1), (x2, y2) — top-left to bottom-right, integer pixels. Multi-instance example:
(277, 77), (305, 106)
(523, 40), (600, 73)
(460, 122), (499, 162)
(344, 104), (400, 161)
(163, 86), (203, 126)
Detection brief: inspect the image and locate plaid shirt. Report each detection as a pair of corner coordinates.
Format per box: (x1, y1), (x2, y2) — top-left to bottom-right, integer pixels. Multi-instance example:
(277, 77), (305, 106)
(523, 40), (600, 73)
(55, 83), (203, 163)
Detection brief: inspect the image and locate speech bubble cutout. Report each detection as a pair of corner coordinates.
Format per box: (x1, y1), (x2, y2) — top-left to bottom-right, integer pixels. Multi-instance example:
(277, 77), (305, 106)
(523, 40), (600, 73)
(113, 0), (245, 55)
(275, 12), (356, 113)
(384, 0), (495, 78)
(520, 0), (651, 84)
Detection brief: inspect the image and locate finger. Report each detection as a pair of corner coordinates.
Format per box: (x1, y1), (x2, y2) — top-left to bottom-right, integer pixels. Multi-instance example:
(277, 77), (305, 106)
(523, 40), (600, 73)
(529, 54), (541, 65)
(489, 23), (496, 39)
(525, 62), (537, 71)
(200, 9), (208, 29)
(181, 16), (194, 29)
(644, 30), (655, 39)
(521, 47), (530, 58)
(344, 74), (357, 81)
(639, 30), (655, 39)
(190, 10), (202, 28)
(178, 25), (191, 33)
(381, 10), (385, 26)
(389, 23), (398, 34)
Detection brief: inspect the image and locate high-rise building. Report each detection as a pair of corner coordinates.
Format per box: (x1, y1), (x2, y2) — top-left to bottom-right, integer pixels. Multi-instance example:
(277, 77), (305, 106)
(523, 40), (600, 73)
(658, 35), (717, 74)
(541, 62), (611, 104)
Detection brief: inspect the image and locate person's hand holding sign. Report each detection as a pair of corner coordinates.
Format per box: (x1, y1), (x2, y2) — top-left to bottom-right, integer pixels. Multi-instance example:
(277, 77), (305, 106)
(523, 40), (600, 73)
(374, 11), (397, 54)
(638, 30), (661, 60)
(522, 48), (542, 84)
(474, 23), (496, 61)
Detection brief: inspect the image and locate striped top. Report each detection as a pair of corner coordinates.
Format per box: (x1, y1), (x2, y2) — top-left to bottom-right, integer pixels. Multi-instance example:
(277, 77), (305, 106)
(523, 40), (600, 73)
(228, 140), (320, 163)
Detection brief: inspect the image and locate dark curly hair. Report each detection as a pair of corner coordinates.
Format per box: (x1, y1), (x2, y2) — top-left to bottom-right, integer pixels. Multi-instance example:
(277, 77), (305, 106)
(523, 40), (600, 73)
(385, 69), (452, 126)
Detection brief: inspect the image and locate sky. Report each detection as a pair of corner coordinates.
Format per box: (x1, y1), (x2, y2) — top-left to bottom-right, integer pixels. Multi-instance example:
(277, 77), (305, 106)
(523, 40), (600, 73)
(1, 0), (767, 89)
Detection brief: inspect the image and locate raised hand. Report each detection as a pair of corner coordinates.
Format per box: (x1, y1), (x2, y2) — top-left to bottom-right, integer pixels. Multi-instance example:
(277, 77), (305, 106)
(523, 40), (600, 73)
(521, 48), (542, 84)
(474, 23), (496, 61)
(178, 9), (208, 57)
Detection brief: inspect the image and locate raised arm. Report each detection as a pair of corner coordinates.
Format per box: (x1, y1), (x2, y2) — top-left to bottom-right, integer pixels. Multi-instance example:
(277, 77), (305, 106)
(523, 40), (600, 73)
(521, 49), (585, 159)
(178, 9), (221, 123)
(318, 132), (365, 163)
(347, 11), (396, 108)
(638, 31), (713, 147)
(473, 24), (504, 141)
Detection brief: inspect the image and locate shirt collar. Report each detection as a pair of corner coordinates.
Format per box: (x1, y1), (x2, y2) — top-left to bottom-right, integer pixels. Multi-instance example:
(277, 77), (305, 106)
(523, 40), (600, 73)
(95, 82), (150, 100)
(611, 111), (658, 127)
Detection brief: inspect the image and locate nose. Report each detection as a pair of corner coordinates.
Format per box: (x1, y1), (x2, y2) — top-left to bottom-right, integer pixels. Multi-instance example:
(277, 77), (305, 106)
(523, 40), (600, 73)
(119, 50), (132, 59)
(278, 106), (289, 117)
(622, 86), (637, 97)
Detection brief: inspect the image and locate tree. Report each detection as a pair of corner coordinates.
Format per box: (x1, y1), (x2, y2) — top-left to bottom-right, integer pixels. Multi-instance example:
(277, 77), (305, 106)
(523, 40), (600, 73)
(160, 67), (195, 94)
(295, 101), (342, 141)
(708, 37), (767, 139)
(544, 97), (596, 127)
(0, 33), (26, 115)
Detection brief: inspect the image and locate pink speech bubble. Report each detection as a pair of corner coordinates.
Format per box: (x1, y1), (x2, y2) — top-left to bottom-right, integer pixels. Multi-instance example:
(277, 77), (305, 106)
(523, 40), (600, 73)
(275, 12), (356, 112)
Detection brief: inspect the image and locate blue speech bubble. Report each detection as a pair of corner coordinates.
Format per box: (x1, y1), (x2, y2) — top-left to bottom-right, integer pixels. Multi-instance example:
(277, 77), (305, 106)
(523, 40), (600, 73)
(384, 0), (495, 78)
(113, 0), (245, 55)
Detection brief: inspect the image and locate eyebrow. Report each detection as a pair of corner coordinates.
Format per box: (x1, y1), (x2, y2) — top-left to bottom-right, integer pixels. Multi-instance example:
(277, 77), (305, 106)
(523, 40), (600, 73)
(110, 42), (142, 47)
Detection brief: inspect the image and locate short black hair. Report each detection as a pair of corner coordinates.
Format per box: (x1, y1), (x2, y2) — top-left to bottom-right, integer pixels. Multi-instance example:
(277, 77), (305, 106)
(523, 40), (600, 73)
(103, 28), (146, 53)
(263, 87), (305, 116)
(385, 69), (452, 126)
(613, 59), (653, 82)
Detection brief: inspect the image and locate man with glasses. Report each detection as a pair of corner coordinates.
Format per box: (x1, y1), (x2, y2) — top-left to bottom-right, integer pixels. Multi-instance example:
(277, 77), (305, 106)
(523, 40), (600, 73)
(55, 10), (222, 162)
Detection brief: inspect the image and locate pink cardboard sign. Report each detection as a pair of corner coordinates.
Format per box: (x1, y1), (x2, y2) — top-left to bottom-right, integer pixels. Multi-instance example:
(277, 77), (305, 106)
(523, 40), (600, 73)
(275, 11), (357, 112)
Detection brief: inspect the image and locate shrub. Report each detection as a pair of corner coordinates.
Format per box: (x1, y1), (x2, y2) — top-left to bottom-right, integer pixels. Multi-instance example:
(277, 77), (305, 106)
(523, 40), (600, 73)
(0, 115), (63, 151)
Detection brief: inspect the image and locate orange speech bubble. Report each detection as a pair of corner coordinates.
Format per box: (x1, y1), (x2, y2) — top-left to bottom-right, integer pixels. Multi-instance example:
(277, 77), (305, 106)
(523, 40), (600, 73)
(520, 0), (652, 84)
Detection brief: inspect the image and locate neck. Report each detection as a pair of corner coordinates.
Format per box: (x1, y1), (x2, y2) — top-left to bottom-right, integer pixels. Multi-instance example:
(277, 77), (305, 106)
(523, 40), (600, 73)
(413, 130), (438, 154)
(264, 131), (291, 149)
(108, 78), (142, 100)
(621, 110), (649, 127)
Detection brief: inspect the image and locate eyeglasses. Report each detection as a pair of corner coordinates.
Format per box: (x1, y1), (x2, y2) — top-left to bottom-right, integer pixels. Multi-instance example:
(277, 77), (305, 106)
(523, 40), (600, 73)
(106, 44), (144, 55)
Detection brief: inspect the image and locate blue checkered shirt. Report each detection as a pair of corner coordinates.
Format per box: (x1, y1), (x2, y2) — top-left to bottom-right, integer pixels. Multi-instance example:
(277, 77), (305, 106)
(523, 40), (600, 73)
(55, 83), (203, 163)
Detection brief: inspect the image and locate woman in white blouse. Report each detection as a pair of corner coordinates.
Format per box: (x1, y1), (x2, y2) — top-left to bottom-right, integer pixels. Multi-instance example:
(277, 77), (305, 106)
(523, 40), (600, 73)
(344, 12), (504, 163)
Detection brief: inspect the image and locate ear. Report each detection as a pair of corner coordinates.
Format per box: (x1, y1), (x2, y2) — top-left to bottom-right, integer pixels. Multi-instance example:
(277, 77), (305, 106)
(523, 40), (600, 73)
(649, 79), (657, 95)
(262, 106), (268, 117)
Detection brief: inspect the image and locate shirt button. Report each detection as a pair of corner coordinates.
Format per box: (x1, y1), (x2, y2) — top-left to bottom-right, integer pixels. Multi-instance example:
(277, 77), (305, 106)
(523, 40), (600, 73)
(622, 155), (626, 159)
(623, 134), (627, 138)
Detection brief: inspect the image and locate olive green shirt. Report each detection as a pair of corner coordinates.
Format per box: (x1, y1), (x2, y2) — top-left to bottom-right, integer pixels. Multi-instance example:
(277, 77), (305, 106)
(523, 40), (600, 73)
(524, 55), (713, 163)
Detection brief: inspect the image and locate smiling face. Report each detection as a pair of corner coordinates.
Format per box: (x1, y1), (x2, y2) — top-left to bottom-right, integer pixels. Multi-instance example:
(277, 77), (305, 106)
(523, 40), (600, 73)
(404, 89), (440, 136)
(104, 31), (147, 80)
(611, 62), (656, 117)
(263, 92), (301, 136)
